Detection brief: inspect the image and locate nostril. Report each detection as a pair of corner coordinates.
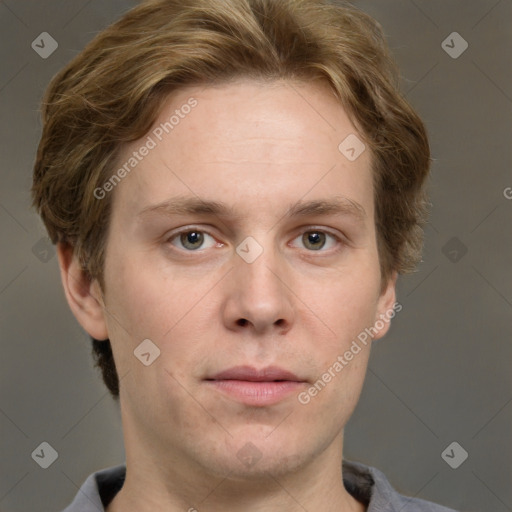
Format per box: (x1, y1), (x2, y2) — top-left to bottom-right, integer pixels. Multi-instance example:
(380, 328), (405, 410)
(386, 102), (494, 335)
(237, 318), (248, 327)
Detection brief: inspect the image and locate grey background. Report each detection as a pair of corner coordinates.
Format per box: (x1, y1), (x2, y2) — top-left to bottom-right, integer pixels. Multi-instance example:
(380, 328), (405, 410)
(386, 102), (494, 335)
(0, 1), (510, 511)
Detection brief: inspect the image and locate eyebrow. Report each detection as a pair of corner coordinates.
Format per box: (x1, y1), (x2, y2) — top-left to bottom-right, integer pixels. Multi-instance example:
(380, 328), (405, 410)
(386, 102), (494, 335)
(137, 195), (367, 223)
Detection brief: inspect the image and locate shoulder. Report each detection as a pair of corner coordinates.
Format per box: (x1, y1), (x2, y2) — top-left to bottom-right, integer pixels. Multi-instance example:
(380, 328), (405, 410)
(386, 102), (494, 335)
(343, 460), (459, 512)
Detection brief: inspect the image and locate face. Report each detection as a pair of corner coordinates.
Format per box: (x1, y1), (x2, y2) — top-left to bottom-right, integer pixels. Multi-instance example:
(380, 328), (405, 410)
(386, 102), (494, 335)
(89, 79), (396, 480)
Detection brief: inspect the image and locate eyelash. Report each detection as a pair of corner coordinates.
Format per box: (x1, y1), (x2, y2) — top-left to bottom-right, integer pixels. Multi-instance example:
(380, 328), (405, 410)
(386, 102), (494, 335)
(166, 226), (345, 254)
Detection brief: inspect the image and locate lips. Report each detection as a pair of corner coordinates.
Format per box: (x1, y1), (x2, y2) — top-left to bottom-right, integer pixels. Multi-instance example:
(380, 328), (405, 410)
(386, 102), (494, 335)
(204, 365), (307, 406)
(206, 365), (304, 382)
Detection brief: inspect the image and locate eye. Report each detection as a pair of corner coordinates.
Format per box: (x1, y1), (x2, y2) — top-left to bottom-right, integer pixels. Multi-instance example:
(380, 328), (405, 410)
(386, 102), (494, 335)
(168, 229), (218, 251)
(291, 229), (340, 251)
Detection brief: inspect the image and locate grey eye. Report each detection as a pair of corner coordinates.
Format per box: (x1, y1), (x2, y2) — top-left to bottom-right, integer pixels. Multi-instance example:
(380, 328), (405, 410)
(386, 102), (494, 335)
(302, 231), (327, 250)
(170, 230), (217, 251)
(293, 230), (339, 251)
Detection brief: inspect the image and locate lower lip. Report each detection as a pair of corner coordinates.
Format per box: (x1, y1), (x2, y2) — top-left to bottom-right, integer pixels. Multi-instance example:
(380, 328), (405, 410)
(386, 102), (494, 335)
(206, 380), (305, 406)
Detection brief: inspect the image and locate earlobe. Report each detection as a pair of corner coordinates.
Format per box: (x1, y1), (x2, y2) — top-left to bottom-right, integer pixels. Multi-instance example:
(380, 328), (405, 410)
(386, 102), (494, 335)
(56, 242), (109, 340)
(372, 271), (398, 341)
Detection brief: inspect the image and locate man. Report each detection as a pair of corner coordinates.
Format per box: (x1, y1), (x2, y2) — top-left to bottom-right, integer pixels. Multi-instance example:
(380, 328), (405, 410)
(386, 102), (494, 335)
(32, 0), (457, 510)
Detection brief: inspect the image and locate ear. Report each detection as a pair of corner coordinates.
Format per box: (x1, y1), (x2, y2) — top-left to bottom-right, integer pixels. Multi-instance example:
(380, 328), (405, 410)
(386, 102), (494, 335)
(372, 271), (398, 341)
(56, 242), (109, 340)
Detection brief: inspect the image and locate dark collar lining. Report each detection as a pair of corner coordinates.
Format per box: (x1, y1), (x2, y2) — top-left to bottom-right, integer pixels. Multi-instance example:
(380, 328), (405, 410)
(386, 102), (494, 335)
(96, 467), (126, 508)
(342, 460), (374, 506)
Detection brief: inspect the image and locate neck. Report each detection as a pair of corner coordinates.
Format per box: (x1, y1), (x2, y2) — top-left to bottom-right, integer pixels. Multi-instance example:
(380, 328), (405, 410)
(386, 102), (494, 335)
(107, 443), (366, 512)
(107, 400), (366, 512)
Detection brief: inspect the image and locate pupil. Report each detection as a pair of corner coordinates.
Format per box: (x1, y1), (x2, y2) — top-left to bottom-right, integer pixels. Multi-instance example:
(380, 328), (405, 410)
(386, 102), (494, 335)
(305, 231), (325, 250)
(182, 231), (203, 249)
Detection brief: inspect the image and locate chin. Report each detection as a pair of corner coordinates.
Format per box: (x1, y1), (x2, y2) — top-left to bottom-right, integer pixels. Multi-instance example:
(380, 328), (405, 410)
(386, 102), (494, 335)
(195, 429), (313, 480)
(206, 448), (308, 482)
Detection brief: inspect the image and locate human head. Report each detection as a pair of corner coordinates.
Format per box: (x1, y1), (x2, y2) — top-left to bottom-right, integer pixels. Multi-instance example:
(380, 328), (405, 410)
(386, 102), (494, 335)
(32, 0), (430, 399)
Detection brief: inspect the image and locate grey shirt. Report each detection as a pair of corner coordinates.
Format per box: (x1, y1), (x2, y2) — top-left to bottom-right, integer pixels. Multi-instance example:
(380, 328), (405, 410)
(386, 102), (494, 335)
(62, 460), (457, 511)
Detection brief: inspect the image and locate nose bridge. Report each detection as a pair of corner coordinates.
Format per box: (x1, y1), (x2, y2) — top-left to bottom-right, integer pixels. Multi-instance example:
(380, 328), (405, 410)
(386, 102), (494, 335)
(226, 234), (294, 332)
(236, 236), (282, 298)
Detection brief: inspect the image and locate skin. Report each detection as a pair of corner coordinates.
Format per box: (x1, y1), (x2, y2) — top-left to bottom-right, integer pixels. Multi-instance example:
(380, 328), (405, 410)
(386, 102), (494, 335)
(58, 78), (397, 512)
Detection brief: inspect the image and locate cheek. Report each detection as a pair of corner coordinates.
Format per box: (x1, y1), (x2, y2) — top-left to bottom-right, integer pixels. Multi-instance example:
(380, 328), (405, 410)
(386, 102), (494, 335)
(105, 261), (161, 334)
(103, 253), (217, 369)
(104, 252), (181, 335)
(100, 251), (164, 375)
(103, 256), (210, 412)
(313, 263), (381, 343)
(299, 278), (376, 425)
(316, 260), (381, 396)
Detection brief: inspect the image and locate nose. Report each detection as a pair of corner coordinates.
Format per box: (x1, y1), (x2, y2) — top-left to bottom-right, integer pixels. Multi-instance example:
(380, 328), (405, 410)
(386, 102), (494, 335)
(221, 242), (295, 335)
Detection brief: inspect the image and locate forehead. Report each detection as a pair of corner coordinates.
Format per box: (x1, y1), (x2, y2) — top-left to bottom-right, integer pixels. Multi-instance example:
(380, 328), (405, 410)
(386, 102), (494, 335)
(155, 78), (363, 157)
(112, 78), (374, 220)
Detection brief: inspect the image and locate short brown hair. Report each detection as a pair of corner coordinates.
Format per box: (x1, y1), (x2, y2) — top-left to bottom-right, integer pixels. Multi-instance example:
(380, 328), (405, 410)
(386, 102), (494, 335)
(32, 0), (431, 398)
